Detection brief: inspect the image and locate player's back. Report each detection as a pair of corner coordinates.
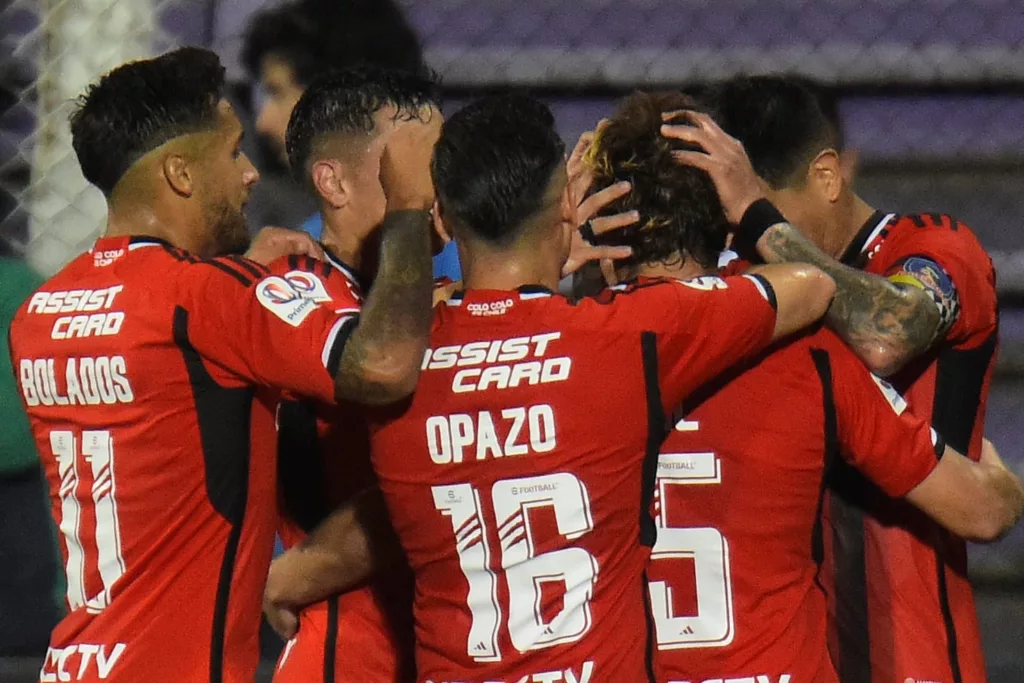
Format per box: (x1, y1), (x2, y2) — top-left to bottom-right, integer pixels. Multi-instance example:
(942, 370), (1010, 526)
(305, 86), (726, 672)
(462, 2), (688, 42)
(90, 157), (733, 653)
(368, 276), (779, 683)
(650, 327), (842, 683)
(650, 321), (942, 683)
(12, 237), (282, 683)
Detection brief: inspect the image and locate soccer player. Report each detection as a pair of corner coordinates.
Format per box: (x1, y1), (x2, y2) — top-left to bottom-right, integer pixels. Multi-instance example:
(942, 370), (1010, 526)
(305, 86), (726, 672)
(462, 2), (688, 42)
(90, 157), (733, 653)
(585, 91), (1024, 683)
(270, 64), (443, 683)
(271, 64), (636, 683)
(8, 47), (434, 683)
(268, 94), (841, 683)
(664, 75), (1001, 683)
(241, 0), (461, 280)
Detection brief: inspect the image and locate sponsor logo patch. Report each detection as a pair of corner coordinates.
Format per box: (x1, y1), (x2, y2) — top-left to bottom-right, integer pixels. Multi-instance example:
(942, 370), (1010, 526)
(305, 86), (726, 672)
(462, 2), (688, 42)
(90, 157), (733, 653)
(256, 274), (326, 326)
(283, 270), (333, 302)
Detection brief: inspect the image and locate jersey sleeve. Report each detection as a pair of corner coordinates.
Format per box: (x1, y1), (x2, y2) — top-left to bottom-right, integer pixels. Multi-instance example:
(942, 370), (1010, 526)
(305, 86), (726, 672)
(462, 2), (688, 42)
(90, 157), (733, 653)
(830, 341), (942, 497)
(631, 274), (778, 412)
(877, 216), (996, 346)
(180, 255), (362, 403)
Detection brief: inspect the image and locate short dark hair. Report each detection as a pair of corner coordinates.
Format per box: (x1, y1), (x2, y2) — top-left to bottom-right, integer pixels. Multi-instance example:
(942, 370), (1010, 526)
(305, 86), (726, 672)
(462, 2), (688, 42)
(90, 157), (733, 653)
(285, 64), (440, 183)
(242, 0), (423, 87)
(700, 75), (840, 190)
(69, 47), (225, 196)
(431, 95), (566, 246)
(585, 91), (727, 270)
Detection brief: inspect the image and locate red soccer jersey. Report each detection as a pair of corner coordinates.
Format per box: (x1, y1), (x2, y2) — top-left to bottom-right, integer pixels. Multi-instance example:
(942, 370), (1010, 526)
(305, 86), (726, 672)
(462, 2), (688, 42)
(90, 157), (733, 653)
(367, 275), (779, 683)
(273, 269), (460, 683)
(8, 235), (359, 683)
(823, 212), (998, 683)
(648, 324), (942, 683)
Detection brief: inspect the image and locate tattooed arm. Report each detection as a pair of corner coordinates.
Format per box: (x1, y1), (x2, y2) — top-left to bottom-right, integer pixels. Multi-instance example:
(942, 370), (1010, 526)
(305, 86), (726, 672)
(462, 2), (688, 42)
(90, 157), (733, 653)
(662, 110), (942, 376)
(333, 209), (433, 404)
(756, 222), (942, 376)
(332, 118), (436, 405)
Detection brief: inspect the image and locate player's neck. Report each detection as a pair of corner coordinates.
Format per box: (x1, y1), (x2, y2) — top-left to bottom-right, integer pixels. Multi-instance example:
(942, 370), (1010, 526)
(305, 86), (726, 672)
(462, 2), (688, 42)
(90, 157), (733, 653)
(462, 253), (562, 293)
(320, 213), (368, 272)
(104, 200), (203, 254)
(832, 195), (878, 259)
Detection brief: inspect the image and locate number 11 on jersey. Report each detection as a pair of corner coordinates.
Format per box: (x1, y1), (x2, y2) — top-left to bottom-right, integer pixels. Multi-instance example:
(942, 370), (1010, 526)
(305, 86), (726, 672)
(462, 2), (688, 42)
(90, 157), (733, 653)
(433, 472), (598, 662)
(51, 429), (126, 614)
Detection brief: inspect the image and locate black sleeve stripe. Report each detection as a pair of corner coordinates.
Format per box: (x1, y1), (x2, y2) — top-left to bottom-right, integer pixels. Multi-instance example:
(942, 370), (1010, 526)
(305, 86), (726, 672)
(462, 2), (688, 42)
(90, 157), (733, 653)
(160, 245), (198, 263)
(933, 431), (946, 460)
(320, 258), (332, 278)
(287, 254), (300, 270)
(326, 317), (359, 376)
(748, 273), (778, 311)
(199, 259), (253, 287)
(226, 255), (267, 280)
(160, 245), (187, 262)
(303, 255), (318, 272)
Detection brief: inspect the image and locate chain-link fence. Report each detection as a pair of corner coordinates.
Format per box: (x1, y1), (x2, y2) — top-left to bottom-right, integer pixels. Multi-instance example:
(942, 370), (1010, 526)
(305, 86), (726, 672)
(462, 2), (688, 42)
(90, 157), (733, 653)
(6, 0), (1024, 268)
(3, 1), (1024, 680)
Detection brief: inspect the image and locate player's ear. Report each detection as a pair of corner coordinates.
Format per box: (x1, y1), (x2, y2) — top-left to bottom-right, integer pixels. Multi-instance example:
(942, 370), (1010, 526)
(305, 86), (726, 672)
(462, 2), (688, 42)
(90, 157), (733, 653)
(431, 200), (451, 254)
(811, 149), (843, 203)
(433, 200), (454, 242)
(163, 154), (195, 198)
(310, 159), (349, 210)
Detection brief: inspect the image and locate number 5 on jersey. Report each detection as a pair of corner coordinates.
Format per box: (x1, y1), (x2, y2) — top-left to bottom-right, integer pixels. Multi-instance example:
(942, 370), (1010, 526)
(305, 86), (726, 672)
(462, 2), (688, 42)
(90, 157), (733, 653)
(649, 448), (735, 649)
(433, 473), (598, 662)
(50, 430), (126, 614)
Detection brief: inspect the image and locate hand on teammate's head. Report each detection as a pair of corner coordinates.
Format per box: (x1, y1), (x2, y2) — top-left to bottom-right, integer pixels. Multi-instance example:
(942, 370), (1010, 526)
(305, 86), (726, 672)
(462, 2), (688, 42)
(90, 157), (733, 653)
(379, 111), (442, 212)
(660, 109), (771, 225)
(558, 126), (638, 280)
(562, 177), (636, 279)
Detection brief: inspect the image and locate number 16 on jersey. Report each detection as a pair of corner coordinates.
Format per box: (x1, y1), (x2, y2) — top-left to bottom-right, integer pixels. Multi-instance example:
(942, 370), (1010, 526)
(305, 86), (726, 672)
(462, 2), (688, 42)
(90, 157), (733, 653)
(432, 472), (598, 662)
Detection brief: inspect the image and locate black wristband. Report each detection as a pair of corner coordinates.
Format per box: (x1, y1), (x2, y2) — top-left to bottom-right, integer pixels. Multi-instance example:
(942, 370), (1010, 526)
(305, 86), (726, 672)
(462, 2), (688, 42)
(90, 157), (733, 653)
(733, 198), (787, 259)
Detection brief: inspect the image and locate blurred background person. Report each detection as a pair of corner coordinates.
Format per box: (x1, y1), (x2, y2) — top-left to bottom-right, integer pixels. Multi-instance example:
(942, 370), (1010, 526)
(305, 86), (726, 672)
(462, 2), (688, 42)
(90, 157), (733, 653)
(240, 0), (462, 280)
(4, 0), (1024, 681)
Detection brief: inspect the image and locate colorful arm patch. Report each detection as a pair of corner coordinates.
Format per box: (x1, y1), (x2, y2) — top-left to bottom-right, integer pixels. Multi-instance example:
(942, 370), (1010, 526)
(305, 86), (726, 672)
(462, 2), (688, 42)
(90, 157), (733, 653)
(886, 255), (960, 338)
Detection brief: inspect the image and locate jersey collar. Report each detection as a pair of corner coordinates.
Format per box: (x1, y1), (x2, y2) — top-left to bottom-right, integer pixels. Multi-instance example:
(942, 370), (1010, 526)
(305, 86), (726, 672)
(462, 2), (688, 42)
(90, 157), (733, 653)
(446, 284), (553, 306)
(838, 210), (894, 267)
(321, 244), (368, 290)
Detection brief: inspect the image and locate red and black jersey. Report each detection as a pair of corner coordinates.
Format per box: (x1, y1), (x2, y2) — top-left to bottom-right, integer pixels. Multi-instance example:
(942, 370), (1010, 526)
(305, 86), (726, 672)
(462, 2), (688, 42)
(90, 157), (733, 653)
(823, 212), (998, 683)
(274, 257), (415, 683)
(649, 322), (942, 683)
(273, 396), (416, 683)
(9, 235), (359, 683)
(366, 275), (778, 683)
